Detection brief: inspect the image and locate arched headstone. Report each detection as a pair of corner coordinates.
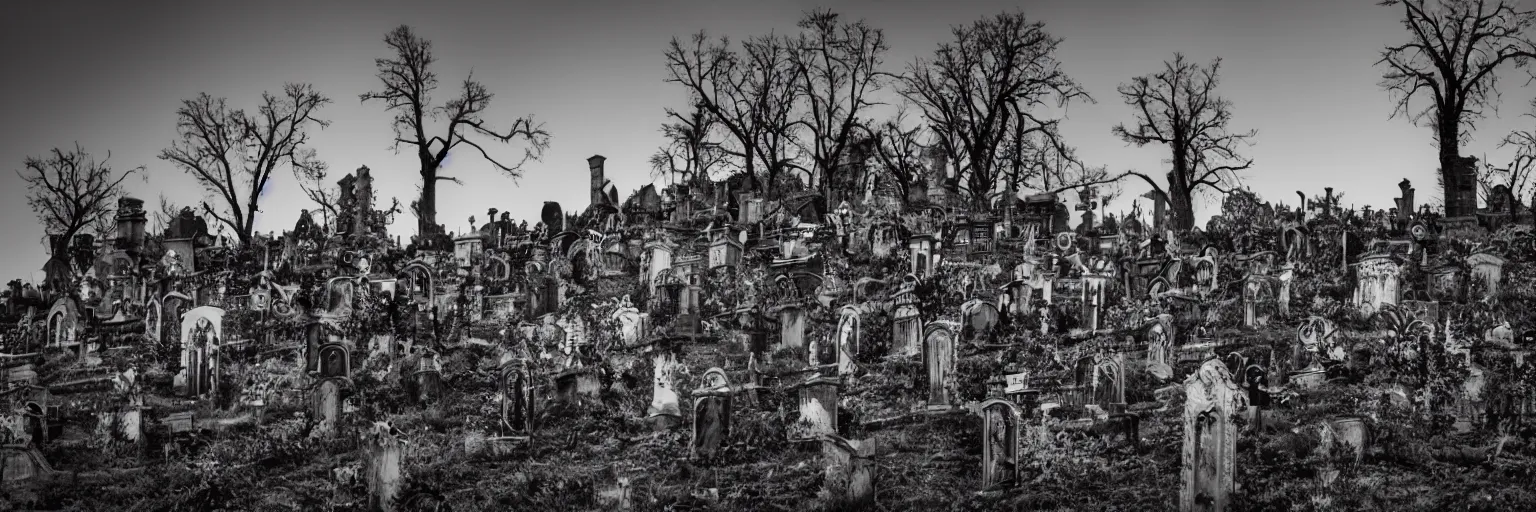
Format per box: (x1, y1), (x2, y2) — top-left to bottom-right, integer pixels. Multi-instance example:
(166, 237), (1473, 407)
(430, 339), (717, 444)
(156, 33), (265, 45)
(836, 307), (860, 374)
(499, 360), (534, 437)
(980, 399), (1022, 489)
(923, 321), (959, 410)
(1181, 358), (1248, 512)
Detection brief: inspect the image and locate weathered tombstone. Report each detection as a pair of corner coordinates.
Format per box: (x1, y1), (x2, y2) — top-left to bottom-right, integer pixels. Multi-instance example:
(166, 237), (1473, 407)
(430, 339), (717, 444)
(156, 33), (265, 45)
(163, 411), (196, 434)
(890, 289), (921, 357)
(1106, 413), (1140, 448)
(1425, 263), (1464, 303)
(177, 306), (225, 398)
(1276, 263), (1295, 317)
(821, 434), (875, 509)
(1242, 275), (1274, 328)
(979, 399), (1022, 489)
(498, 360), (534, 437)
(1145, 315), (1176, 368)
(1466, 252), (1506, 303)
(961, 299), (1001, 342)
(312, 378), (344, 438)
(792, 376), (839, 441)
(1092, 353), (1128, 412)
(1193, 247), (1220, 298)
(1353, 254), (1401, 314)
(555, 368), (602, 403)
(0, 444), (49, 483)
(1080, 273), (1109, 331)
(775, 304), (807, 350)
(367, 422), (403, 512)
(1293, 316), (1336, 371)
(836, 306), (860, 374)
(1326, 416), (1368, 464)
(414, 353), (443, 404)
(646, 352), (682, 431)
(612, 305), (642, 346)
(691, 368), (733, 460)
(923, 321), (960, 410)
(1002, 372), (1038, 411)
(1180, 358), (1248, 512)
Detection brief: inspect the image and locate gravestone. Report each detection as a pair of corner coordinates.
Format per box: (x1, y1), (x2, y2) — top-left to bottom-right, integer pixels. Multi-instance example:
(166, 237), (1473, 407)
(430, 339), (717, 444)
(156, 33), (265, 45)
(1276, 264), (1294, 317)
(1193, 248), (1220, 298)
(1180, 358), (1248, 512)
(1242, 275), (1274, 328)
(776, 304), (808, 350)
(1106, 413), (1140, 448)
(1426, 263), (1464, 303)
(836, 306), (860, 374)
(1091, 353), (1128, 412)
(821, 434), (875, 509)
(1353, 255), (1401, 314)
(793, 376), (839, 441)
(890, 290), (921, 357)
(961, 299), (1001, 342)
(498, 360), (534, 437)
(646, 352), (682, 431)
(367, 423), (403, 512)
(313, 378), (344, 438)
(691, 368), (733, 460)
(923, 321), (960, 410)
(1466, 252), (1506, 303)
(0, 445), (50, 483)
(414, 353), (443, 404)
(1080, 273), (1109, 331)
(1326, 416), (1368, 464)
(555, 368), (602, 403)
(979, 399), (1022, 489)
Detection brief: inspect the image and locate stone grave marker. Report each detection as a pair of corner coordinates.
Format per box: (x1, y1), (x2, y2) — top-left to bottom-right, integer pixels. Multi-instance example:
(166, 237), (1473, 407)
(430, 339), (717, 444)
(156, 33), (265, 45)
(1180, 358), (1248, 512)
(498, 359), (534, 438)
(923, 321), (959, 410)
(367, 422), (403, 512)
(890, 289), (921, 357)
(414, 352), (443, 404)
(979, 398), (1022, 489)
(691, 368), (733, 460)
(313, 378), (344, 438)
(821, 434), (875, 509)
(646, 352), (682, 431)
(836, 306), (860, 374)
(792, 375), (839, 441)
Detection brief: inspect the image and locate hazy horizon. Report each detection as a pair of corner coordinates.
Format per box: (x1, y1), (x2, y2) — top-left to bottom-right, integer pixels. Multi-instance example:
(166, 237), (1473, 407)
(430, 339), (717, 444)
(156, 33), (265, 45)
(3, 0), (1533, 283)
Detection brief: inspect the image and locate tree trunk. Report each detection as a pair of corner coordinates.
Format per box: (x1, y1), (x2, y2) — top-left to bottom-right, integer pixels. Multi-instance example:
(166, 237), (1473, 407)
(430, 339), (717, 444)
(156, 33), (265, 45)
(1438, 119), (1463, 217)
(1169, 149), (1196, 231)
(419, 170), (437, 238)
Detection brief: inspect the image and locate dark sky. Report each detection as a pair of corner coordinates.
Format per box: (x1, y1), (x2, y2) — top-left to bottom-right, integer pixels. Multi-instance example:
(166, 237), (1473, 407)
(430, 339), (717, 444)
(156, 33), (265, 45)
(2, 0), (1531, 282)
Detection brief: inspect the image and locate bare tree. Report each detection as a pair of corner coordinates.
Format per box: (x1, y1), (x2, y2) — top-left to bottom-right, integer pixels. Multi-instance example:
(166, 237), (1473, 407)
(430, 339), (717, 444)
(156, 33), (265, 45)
(1377, 0), (1536, 216)
(1113, 53), (1257, 231)
(294, 165), (341, 232)
(152, 194), (181, 234)
(362, 25), (552, 238)
(789, 8), (889, 199)
(664, 31), (803, 198)
(871, 108), (929, 207)
(899, 11), (1095, 210)
(17, 144), (142, 263)
(159, 83), (330, 245)
(743, 34), (806, 193)
(1486, 113), (1536, 214)
(649, 100), (728, 186)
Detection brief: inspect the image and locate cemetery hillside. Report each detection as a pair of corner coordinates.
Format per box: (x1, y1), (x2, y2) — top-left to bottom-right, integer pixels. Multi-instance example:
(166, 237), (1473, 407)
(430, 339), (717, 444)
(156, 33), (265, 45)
(9, 4), (1536, 511)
